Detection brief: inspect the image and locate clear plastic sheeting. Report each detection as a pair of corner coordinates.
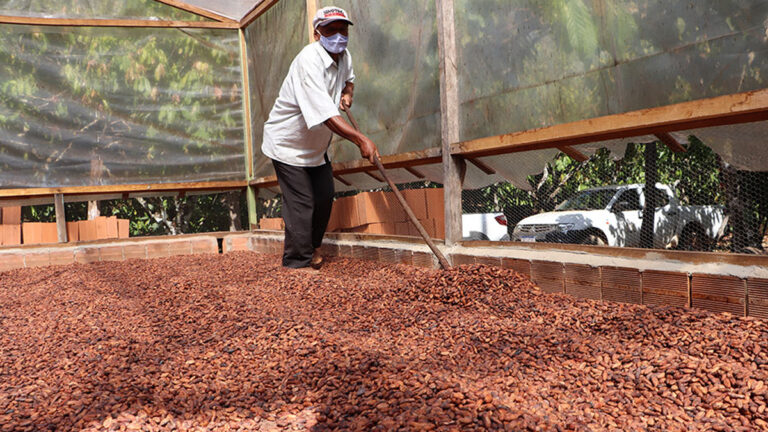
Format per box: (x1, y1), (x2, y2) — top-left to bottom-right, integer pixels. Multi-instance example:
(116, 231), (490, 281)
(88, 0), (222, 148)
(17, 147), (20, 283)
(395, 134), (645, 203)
(0, 0), (208, 20)
(455, 0), (768, 143)
(472, 150), (560, 191)
(245, 0), (307, 180)
(175, 0), (261, 22)
(319, 0), (441, 164)
(0, 25), (245, 188)
(676, 122), (768, 172)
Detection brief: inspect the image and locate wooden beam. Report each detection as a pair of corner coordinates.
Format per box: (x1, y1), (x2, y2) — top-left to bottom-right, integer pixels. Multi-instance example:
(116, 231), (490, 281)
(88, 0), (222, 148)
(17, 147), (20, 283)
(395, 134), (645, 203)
(436, 0), (463, 246)
(153, 0), (239, 23)
(0, 15), (240, 28)
(306, 0), (318, 44)
(249, 147), (442, 188)
(239, 28), (260, 230)
(0, 180), (247, 199)
(1, 189), (243, 208)
(239, 30), (255, 180)
(334, 175), (352, 187)
(240, 0), (282, 28)
(405, 167), (426, 179)
(656, 132), (687, 153)
(452, 89), (768, 158)
(54, 193), (67, 243)
(557, 146), (589, 162)
(466, 157), (496, 175)
(365, 171), (385, 183)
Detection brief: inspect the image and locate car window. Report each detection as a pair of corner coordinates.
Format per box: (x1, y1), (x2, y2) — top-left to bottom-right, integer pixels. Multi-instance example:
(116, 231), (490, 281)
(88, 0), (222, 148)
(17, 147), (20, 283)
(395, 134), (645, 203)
(556, 189), (616, 211)
(650, 187), (670, 208)
(615, 189), (642, 211)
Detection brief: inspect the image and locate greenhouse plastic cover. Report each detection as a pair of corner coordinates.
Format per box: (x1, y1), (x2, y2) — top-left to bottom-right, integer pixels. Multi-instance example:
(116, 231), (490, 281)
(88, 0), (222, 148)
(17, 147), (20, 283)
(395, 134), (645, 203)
(451, 0), (768, 190)
(0, 25), (245, 188)
(249, 0), (441, 185)
(246, 0), (308, 181)
(0, 0), (209, 20)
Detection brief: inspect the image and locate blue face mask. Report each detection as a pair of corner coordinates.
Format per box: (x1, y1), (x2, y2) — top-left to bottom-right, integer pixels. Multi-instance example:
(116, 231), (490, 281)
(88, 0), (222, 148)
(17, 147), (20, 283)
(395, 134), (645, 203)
(320, 33), (348, 54)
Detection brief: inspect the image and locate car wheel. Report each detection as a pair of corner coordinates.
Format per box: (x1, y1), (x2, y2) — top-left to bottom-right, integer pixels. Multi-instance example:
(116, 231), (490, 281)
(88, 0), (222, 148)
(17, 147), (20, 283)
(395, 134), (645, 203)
(679, 225), (710, 251)
(465, 231), (489, 241)
(581, 231), (607, 246)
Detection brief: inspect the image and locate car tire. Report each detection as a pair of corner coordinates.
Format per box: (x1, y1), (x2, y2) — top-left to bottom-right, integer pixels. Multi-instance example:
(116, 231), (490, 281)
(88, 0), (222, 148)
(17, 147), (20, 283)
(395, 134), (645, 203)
(581, 231), (607, 246)
(465, 231), (489, 241)
(679, 224), (711, 251)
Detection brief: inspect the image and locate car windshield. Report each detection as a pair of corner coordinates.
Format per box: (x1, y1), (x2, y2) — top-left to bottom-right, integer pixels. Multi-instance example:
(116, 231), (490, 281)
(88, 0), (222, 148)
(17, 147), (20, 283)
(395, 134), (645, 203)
(556, 189), (617, 211)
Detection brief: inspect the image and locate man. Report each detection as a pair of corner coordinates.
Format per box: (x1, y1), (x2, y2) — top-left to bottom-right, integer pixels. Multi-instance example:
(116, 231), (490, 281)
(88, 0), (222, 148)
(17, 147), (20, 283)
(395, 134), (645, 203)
(262, 6), (379, 270)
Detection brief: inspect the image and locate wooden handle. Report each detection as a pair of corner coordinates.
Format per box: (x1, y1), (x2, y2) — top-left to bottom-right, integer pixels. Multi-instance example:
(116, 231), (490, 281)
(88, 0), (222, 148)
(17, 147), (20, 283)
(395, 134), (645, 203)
(343, 107), (451, 269)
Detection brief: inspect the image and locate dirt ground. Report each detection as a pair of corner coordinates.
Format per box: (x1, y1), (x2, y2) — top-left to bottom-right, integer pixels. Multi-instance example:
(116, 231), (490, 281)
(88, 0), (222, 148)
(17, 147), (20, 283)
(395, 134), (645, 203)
(0, 252), (766, 431)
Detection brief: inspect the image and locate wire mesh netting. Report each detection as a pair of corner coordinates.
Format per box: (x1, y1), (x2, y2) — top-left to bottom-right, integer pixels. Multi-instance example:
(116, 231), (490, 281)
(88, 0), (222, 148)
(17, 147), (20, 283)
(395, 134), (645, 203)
(461, 133), (768, 254)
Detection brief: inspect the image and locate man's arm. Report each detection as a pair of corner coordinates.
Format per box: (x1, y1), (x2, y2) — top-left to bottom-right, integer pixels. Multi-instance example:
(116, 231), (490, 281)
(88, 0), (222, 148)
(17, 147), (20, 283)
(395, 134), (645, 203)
(324, 115), (379, 164)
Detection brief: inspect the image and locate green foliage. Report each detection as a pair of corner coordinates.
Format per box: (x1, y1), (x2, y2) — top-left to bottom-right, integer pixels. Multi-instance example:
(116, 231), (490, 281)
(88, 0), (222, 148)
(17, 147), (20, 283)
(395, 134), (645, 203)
(467, 137), (722, 213)
(23, 192), (246, 237)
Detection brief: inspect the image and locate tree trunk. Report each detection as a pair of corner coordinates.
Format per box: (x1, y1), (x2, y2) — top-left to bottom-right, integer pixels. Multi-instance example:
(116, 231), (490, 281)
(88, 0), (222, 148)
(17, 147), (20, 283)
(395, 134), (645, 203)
(640, 142), (658, 249)
(223, 192), (242, 231)
(136, 197), (176, 234)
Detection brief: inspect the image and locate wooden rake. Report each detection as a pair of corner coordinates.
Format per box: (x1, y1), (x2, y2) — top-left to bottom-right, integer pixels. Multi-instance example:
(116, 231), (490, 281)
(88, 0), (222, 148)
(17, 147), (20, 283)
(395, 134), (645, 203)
(343, 107), (451, 269)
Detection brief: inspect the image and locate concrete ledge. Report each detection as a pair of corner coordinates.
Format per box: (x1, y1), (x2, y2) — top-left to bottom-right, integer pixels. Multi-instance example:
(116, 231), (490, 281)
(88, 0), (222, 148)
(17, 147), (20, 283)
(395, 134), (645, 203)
(0, 235), (218, 272)
(232, 230), (767, 318)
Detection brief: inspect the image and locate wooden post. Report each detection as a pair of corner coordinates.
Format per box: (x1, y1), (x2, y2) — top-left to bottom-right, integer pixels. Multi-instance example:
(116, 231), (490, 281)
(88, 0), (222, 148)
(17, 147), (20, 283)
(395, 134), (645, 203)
(436, 0), (464, 246)
(744, 278), (749, 317)
(88, 158), (103, 220)
(239, 28), (259, 230)
(54, 193), (67, 243)
(307, 0), (318, 43)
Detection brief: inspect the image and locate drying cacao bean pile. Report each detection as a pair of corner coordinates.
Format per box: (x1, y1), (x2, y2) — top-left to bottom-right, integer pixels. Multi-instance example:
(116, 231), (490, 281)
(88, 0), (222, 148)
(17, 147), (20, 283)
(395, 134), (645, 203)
(1, 252), (766, 431)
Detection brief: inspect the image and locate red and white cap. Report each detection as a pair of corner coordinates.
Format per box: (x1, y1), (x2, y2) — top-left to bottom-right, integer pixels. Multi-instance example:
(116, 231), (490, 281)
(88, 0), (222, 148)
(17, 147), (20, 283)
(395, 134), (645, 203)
(312, 6), (354, 29)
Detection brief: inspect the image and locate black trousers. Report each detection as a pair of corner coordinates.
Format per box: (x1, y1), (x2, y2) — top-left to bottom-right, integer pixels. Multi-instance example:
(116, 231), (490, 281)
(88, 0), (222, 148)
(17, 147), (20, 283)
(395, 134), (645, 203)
(272, 158), (335, 268)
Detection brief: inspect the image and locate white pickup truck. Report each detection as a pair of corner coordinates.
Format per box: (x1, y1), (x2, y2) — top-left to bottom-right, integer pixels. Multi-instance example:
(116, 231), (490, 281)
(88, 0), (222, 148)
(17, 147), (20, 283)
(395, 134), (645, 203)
(511, 184), (726, 250)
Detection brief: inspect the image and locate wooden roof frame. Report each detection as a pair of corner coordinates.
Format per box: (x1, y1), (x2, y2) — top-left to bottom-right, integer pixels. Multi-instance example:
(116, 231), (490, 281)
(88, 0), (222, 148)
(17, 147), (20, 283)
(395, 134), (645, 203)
(0, 181), (247, 203)
(0, 0), (284, 29)
(153, 0), (285, 27)
(451, 89), (768, 158)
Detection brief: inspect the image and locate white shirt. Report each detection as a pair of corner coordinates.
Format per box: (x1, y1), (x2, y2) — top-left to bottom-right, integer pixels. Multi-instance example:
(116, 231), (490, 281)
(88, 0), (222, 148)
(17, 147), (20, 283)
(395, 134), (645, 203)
(262, 42), (355, 167)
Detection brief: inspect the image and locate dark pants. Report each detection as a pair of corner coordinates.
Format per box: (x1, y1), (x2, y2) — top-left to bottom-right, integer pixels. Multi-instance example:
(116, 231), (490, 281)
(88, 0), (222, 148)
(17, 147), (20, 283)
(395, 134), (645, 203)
(272, 158), (334, 268)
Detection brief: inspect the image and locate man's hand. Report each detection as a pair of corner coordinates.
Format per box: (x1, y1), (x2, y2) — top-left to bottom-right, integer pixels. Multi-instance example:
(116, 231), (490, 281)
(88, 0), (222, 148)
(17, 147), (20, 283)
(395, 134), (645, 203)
(340, 93), (353, 111)
(357, 135), (379, 165)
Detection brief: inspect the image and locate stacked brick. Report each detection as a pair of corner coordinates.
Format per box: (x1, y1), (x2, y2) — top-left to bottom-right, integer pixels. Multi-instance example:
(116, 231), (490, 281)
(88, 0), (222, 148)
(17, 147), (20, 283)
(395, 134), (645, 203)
(0, 206), (21, 246)
(0, 209), (130, 246)
(258, 189), (445, 239)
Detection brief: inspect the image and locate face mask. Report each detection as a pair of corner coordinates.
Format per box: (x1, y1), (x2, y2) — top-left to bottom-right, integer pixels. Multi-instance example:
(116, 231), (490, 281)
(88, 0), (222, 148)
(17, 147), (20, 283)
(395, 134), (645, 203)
(319, 33), (348, 54)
